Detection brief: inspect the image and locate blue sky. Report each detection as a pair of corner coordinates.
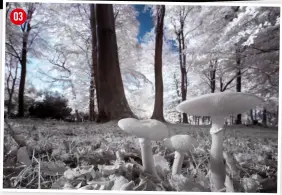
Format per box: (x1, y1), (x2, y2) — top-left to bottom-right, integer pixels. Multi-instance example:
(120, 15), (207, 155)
(133, 5), (178, 51)
(134, 5), (154, 42)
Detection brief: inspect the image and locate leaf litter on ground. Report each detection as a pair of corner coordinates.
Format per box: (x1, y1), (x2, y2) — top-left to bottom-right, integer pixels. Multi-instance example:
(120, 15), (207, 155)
(3, 119), (278, 192)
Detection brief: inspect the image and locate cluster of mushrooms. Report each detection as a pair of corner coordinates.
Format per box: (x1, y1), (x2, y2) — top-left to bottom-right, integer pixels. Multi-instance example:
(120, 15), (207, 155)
(118, 92), (264, 192)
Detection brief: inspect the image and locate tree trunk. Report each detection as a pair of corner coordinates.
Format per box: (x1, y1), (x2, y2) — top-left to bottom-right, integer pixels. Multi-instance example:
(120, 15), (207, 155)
(7, 69), (18, 116)
(235, 69), (242, 124)
(178, 114), (181, 123)
(6, 57), (18, 116)
(253, 109), (258, 125)
(75, 109), (82, 122)
(90, 4), (99, 121)
(206, 61), (217, 124)
(250, 109), (254, 125)
(210, 63), (216, 93)
(262, 108), (267, 127)
(235, 45), (242, 125)
(94, 4), (135, 122)
(176, 23), (188, 123)
(151, 5), (165, 122)
(276, 106), (278, 126)
(89, 70), (95, 121)
(18, 5), (34, 117)
(18, 33), (29, 117)
(7, 96), (13, 116)
(180, 30), (188, 124)
(219, 77), (223, 92)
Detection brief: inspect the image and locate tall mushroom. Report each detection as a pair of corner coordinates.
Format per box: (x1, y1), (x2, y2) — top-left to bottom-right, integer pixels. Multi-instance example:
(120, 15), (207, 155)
(164, 134), (199, 175)
(176, 92), (264, 191)
(118, 118), (169, 180)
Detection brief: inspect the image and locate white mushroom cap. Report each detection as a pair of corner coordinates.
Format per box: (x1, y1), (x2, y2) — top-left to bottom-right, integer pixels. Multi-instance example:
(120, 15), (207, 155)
(163, 134), (199, 153)
(118, 118), (169, 141)
(176, 92), (264, 116)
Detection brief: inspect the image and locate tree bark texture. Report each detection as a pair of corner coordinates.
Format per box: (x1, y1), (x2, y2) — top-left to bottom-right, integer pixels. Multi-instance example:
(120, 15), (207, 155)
(151, 5), (166, 122)
(94, 4), (135, 122)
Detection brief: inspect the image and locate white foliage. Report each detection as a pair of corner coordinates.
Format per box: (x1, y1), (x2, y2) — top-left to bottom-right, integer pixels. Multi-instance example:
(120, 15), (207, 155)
(5, 3), (279, 122)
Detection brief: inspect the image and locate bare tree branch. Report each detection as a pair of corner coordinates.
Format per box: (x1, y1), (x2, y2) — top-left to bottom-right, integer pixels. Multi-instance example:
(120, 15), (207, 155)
(27, 28), (43, 51)
(5, 42), (22, 62)
(184, 20), (203, 38)
(114, 9), (119, 21)
(221, 69), (248, 91)
(248, 45), (279, 53)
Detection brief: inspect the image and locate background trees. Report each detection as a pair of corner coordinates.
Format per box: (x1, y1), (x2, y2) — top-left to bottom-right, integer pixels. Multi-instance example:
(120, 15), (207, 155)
(4, 3), (279, 127)
(5, 3), (52, 117)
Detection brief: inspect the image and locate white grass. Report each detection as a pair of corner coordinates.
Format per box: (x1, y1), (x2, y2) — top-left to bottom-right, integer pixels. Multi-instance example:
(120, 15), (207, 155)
(2, 119), (278, 192)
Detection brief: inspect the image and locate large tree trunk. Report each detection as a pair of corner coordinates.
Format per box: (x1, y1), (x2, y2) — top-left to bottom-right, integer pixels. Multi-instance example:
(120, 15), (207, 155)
(94, 4), (135, 122)
(235, 45), (242, 125)
(90, 4), (99, 122)
(151, 5), (166, 122)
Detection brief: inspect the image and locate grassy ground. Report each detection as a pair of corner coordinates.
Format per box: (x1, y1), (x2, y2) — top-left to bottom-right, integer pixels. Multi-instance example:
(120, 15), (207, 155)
(3, 119), (278, 192)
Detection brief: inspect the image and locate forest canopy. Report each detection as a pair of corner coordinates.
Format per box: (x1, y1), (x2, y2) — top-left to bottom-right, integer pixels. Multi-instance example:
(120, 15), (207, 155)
(4, 3), (280, 126)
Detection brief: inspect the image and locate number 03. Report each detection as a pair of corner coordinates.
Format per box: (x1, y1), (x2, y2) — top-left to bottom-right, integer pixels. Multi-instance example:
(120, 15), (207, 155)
(14, 12), (23, 21)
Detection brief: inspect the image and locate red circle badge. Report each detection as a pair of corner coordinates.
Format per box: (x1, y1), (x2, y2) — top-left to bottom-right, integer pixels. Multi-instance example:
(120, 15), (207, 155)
(10, 8), (27, 25)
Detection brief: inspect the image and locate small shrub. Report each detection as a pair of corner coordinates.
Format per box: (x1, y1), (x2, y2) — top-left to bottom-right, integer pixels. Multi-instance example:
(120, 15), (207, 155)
(28, 91), (72, 120)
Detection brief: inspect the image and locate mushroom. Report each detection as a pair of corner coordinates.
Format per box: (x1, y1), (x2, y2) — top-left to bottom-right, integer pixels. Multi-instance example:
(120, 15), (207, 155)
(176, 92), (264, 191)
(118, 118), (169, 180)
(164, 134), (199, 175)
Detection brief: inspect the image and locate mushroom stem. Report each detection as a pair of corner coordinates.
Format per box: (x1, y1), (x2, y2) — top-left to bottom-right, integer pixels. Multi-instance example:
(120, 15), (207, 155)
(172, 150), (184, 175)
(139, 138), (160, 179)
(209, 116), (226, 191)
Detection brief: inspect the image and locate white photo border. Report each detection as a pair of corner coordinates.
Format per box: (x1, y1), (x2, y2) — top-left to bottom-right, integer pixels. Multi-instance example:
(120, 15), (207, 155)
(0, 1), (281, 195)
